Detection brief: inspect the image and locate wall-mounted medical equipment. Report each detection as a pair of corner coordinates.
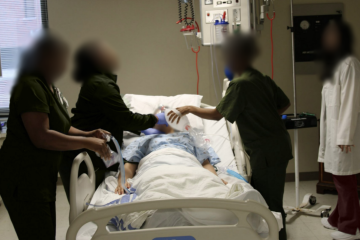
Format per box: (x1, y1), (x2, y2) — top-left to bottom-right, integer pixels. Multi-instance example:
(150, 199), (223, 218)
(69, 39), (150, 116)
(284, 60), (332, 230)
(199, 0), (273, 46)
(176, 0), (201, 94)
(198, 0), (275, 102)
(177, 0), (200, 50)
(199, 0), (247, 46)
(214, 12), (229, 43)
(292, 3), (343, 75)
(175, 0), (275, 99)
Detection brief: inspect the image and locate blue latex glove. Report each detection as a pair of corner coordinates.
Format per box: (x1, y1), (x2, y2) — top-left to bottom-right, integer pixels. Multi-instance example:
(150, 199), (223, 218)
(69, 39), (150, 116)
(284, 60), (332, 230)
(141, 128), (164, 135)
(155, 113), (168, 126)
(224, 66), (234, 81)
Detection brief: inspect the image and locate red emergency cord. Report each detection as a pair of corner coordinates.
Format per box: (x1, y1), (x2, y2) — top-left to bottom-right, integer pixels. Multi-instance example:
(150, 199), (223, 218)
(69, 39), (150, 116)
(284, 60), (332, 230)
(177, 18), (201, 95)
(267, 12), (275, 79)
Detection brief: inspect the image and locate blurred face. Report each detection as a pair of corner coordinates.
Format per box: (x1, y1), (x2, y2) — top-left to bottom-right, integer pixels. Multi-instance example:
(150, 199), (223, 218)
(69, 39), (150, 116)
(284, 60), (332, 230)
(225, 53), (246, 74)
(154, 124), (174, 134)
(322, 24), (341, 53)
(94, 42), (119, 72)
(39, 50), (68, 83)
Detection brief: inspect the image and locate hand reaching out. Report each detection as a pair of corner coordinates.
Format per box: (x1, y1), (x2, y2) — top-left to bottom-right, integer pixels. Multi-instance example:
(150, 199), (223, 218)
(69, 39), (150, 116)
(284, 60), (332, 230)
(115, 181), (131, 195)
(167, 106), (192, 124)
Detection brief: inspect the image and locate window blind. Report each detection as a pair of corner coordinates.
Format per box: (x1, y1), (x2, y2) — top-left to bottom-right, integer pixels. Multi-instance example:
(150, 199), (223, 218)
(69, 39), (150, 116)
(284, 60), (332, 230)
(0, 0), (48, 116)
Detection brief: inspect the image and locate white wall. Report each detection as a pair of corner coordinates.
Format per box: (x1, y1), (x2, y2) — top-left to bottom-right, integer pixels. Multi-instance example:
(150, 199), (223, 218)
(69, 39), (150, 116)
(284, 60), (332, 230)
(47, 0), (360, 174)
(48, 0), (215, 107)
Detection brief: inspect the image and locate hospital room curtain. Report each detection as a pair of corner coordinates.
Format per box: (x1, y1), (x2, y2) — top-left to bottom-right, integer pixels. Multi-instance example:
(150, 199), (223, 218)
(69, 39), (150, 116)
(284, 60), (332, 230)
(0, 0), (49, 117)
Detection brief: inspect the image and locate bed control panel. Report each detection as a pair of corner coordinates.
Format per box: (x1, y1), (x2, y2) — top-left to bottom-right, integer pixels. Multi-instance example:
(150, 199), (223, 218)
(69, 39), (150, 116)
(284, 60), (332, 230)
(282, 113), (318, 129)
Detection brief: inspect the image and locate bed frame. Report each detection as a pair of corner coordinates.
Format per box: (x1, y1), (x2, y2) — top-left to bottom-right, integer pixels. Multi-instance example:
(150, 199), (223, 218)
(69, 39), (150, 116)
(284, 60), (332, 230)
(67, 197), (278, 240)
(66, 79), (276, 240)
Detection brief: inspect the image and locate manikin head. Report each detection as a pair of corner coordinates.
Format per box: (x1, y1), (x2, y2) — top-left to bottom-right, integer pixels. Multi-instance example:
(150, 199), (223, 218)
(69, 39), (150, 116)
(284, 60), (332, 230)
(154, 109), (175, 134)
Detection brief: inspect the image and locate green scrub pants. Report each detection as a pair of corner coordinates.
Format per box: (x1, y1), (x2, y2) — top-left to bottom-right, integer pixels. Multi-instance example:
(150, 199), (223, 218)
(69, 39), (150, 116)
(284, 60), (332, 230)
(0, 187), (56, 240)
(251, 161), (289, 240)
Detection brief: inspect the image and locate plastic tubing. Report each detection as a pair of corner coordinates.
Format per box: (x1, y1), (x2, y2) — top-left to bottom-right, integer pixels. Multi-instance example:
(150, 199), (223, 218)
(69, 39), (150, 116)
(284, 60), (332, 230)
(111, 136), (130, 194)
(209, 20), (218, 101)
(267, 12), (276, 79)
(192, 46), (200, 94)
(212, 23), (221, 101)
(211, 16), (222, 102)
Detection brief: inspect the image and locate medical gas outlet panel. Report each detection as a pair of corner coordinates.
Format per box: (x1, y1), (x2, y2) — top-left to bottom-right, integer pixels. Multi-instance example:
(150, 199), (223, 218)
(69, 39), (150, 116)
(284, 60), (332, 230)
(200, 0), (252, 45)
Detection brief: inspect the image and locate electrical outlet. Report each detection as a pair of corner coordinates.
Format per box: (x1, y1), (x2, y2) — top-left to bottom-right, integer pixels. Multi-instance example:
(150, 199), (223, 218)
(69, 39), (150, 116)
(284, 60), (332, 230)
(233, 8), (241, 22)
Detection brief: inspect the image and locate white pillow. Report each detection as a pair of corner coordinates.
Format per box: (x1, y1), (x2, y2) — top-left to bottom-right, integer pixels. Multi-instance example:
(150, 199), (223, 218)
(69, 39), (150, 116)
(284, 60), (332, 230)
(123, 94), (204, 130)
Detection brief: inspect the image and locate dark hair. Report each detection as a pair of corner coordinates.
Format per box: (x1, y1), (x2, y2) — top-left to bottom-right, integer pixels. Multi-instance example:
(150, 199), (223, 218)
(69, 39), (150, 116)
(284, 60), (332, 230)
(18, 30), (68, 75)
(73, 41), (102, 82)
(320, 20), (354, 80)
(223, 33), (259, 63)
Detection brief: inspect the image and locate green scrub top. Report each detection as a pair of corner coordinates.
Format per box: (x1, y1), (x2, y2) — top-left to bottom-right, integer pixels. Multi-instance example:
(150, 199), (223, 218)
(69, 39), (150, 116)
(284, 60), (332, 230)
(70, 73), (157, 168)
(0, 74), (71, 202)
(71, 73), (157, 140)
(217, 68), (293, 170)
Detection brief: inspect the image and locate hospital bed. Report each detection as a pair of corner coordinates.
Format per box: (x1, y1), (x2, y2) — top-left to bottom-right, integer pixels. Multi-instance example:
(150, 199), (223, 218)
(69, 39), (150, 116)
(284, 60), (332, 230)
(66, 80), (280, 240)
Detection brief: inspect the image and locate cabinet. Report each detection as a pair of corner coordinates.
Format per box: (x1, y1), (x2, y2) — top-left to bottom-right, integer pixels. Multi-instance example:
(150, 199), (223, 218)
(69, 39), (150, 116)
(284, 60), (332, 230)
(316, 163), (360, 194)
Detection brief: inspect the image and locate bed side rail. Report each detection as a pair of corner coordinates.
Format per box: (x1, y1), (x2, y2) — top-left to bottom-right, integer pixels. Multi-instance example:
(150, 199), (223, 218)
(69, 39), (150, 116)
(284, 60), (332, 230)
(66, 198), (278, 240)
(222, 78), (252, 181)
(69, 152), (96, 224)
(231, 123), (252, 181)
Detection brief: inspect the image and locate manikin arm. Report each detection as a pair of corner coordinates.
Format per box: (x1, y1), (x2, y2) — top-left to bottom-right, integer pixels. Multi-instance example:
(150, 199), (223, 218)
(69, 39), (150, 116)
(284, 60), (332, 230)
(115, 163), (138, 195)
(202, 160), (228, 185)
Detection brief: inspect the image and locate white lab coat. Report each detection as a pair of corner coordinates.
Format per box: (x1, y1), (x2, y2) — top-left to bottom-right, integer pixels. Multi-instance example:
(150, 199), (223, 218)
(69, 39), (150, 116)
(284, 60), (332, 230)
(318, 56), (360, 176)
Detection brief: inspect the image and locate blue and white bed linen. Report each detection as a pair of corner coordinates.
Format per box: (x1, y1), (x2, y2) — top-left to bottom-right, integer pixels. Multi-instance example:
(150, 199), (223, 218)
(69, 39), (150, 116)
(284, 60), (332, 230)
(122, 132), (220, 165)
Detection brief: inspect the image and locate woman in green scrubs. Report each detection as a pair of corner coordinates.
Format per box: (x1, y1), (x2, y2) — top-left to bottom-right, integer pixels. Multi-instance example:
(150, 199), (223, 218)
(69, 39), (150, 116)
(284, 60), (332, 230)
(0, 33), (110, 240)
(60, 40), (166, 200)
(168, 34), (292, 240)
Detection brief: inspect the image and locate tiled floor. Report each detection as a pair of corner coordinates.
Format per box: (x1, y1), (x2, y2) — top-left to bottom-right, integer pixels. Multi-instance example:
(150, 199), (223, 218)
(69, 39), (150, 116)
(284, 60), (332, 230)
(0, 180), (357, 240)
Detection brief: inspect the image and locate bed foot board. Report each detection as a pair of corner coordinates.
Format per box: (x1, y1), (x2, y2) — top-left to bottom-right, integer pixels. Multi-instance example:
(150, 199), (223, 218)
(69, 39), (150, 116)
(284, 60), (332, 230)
(67, 198), (278, 240)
